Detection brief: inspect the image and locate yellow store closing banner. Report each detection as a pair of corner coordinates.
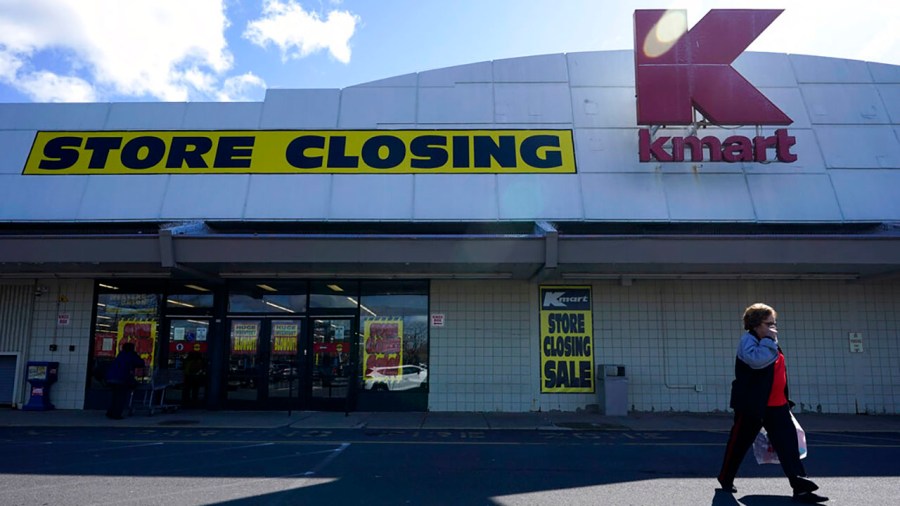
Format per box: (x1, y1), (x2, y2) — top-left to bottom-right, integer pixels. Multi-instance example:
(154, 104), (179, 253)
(539, 286), (594, 393)
(24, 130), (576, 175)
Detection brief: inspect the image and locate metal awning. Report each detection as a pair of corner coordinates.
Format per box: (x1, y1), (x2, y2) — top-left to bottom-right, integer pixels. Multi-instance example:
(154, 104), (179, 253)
(1, 221), (898, 282)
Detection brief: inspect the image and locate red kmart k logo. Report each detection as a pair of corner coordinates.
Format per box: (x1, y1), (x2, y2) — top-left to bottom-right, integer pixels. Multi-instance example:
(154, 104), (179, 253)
(634, 9), (792, 126)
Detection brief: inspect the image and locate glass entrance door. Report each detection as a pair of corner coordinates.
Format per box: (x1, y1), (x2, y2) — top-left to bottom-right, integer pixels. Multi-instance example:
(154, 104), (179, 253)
(268, 320), (302, 403)
(310, 317), (355, 407)
(227, 319), (263, 404)
(167, 319), (210, 407)
(226, 318), (304, 407)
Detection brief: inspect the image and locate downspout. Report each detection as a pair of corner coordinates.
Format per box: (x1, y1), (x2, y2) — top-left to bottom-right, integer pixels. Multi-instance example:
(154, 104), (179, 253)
(530, 221), (558, 283)
(158, 222), (222, 284)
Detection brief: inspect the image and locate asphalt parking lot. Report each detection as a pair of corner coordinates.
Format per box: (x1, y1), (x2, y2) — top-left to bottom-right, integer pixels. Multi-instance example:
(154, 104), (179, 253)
(1, 421), (898, 505)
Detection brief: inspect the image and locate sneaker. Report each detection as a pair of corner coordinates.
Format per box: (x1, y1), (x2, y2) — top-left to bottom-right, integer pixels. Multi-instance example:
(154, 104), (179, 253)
(792, 491), (829, 503)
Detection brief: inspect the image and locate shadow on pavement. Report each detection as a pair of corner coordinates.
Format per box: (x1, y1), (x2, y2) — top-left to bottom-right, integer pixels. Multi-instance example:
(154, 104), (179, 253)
(711, 489), (741, 505)
(738, 495), (797, 505)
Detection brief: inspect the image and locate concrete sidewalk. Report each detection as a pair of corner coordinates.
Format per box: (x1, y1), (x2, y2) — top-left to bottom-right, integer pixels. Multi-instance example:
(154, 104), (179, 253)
(1, 408), (898, 432)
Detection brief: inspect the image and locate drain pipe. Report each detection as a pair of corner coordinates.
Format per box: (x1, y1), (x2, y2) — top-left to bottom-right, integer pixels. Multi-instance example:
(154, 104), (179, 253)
(530, 221), (558, 283)
(658, 286), (702, 392)
(158, 222), (222, 284)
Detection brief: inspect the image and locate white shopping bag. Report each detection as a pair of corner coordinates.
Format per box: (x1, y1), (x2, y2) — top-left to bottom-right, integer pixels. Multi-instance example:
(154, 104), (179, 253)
(753, 412), (808, 464)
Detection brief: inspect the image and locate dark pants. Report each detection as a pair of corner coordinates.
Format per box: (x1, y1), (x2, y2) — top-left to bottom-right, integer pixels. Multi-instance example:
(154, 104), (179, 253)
(182, 375), (203, 405)
(107, 383), (132, 418)
(718, 404), (816, 492)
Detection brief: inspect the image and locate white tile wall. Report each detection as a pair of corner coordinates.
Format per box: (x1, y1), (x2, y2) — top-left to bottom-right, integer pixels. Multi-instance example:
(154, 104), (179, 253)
(25, 279), (93, 409)
(429, 281), (535, 412)
(429, 279), (900, 414)
(16, 277), (900, 413)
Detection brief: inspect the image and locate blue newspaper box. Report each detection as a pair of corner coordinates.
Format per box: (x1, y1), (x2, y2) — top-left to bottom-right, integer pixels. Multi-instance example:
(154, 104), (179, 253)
(23, 361), (59, 411)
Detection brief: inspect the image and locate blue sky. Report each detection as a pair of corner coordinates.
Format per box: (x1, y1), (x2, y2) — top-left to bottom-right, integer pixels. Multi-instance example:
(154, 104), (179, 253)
(0, 0), (897, 103)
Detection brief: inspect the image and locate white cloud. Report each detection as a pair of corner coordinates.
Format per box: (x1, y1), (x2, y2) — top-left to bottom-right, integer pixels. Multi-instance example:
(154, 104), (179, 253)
(0, 50), (23, 79)
(244, 0), (359, 64)
(16, 70), (96, 102)
(0, 0), (256, 102)
(218, 73), (267, 102)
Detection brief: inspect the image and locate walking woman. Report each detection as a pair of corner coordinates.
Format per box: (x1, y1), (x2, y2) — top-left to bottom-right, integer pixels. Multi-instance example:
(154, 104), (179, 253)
(717, 303), (828, 503)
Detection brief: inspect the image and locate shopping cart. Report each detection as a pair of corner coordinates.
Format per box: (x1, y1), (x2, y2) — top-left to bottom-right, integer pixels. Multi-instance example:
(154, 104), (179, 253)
(129, 368), (183, 415)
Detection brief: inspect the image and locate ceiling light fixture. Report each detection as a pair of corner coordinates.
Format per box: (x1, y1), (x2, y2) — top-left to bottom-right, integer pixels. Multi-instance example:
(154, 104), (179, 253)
(264, 300), (295, 313)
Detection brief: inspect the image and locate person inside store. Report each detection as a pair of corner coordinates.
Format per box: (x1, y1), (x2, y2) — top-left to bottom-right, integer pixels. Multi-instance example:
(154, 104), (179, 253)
(717, 303), (828, 503)
(181, 351), (207, 406)
(105, 342), (145, 420)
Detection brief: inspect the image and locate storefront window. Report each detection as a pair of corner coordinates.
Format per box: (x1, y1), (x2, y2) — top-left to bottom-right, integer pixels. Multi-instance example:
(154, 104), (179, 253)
(310, 281), (359, 309)
(358, 281), (429, 396)
(227, 281), (308, 314)
(166, 293), (214, 310)
(92, 292), (160, 386)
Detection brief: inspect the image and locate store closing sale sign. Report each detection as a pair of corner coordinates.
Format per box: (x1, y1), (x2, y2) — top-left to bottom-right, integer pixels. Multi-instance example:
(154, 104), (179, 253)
(540, 286), (594, 393)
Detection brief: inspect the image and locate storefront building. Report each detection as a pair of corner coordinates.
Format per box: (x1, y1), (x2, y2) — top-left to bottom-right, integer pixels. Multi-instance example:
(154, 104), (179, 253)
(1, 11), (899, 414)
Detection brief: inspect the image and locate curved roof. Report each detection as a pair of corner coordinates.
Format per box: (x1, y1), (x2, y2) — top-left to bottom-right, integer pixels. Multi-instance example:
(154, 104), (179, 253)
(0, 51), (898, 280)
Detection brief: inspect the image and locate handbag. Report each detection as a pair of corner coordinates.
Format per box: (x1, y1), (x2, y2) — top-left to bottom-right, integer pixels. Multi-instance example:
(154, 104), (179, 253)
(753, 412), (807, 464)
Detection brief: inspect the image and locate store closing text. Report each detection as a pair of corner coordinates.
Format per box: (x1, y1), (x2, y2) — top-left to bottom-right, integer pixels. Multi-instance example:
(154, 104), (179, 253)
(24, 130), (577, 174)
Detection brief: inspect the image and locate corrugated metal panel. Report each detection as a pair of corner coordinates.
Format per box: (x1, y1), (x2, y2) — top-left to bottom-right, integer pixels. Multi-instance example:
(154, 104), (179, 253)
(0, 354), (17, 404)
(0, 283), (34, 353)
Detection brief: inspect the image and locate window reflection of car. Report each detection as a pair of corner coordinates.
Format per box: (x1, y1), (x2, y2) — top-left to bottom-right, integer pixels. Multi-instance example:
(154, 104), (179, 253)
(364, 365), (428, 391)
(270, 366), (297, 382)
